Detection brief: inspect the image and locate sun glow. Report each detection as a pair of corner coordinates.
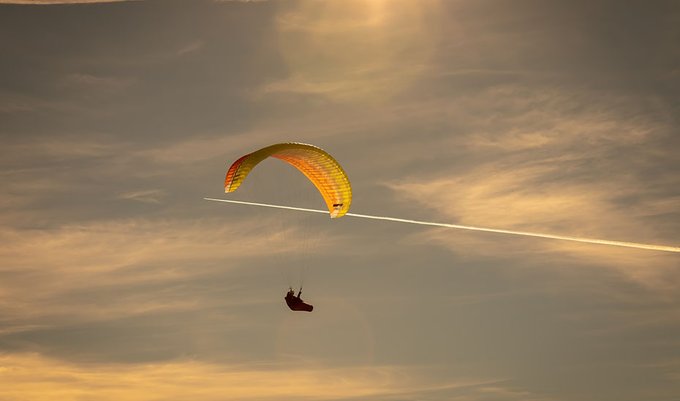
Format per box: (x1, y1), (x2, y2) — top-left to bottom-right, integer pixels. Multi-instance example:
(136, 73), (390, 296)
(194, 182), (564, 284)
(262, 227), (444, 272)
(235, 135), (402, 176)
(271, 0), (443, 102)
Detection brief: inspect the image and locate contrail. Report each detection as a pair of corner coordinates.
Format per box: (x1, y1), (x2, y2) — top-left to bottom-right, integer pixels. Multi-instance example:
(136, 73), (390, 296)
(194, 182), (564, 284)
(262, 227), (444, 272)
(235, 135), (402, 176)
(204, 198), (680, 253)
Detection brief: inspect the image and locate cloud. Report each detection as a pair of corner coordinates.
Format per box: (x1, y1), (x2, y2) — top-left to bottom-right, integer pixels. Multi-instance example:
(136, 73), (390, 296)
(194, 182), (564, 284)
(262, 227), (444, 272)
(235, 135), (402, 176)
(259, 1), (441, 103)
(0, 0), (133, 3)
(61, 73), (135, 92)
(386, 161), (679, 286)
(0, 92), (82, 114)
(0, 137), (128, 216)
(375, 83), (678, 288)
(176, 40), (204, 56)
(135, 132), (273, 166)
(0, 93), (42, 113)
(0, 217), (332, 331)
(213, 0), (269, 2)
(0, 352), (516, 401)
(118, 189), (166, 204)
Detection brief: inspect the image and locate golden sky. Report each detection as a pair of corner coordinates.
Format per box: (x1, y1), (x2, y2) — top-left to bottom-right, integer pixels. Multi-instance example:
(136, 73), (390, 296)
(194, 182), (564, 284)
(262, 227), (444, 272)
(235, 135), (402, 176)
(1, 1), (679, 400)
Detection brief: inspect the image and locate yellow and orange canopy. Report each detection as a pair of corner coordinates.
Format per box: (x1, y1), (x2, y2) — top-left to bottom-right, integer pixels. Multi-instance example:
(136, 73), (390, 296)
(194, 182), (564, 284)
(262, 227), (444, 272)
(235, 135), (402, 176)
(225, 143), (352, 218)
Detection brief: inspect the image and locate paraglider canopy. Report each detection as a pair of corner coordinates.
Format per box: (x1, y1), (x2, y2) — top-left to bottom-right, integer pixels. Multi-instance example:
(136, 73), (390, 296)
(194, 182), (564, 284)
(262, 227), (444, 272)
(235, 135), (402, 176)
(224, 142), (352, 218)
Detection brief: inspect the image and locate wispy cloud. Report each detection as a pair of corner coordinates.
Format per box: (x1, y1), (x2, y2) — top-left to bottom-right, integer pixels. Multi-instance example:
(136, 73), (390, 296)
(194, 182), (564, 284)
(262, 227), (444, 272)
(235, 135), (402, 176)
(387, 163), (679, 285)
(213, 0), (269, 3)
(176, 40), (204, 56)
(0, 0), (133, 3)
(259, 1), (440, 103)
(61, 73), (135, 92)
(118, 189), (166, 203)
(0, 352), (517, 401)
(135, 132), (271, 165)
(0, 217), (332, 329)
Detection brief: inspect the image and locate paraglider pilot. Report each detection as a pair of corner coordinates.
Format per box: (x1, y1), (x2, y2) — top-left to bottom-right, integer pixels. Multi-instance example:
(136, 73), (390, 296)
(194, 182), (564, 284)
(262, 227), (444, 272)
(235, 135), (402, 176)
(285, 287), (313, 312)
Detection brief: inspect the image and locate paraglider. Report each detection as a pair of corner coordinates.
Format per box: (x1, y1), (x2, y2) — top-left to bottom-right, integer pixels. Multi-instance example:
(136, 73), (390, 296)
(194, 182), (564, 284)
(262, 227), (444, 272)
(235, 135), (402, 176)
(284, 288), (313, 312)
(224, 142), (352, 312)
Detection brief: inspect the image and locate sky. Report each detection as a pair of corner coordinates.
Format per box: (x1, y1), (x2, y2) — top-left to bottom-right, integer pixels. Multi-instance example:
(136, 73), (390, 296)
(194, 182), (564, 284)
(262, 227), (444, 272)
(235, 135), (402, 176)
(0, 1), (679, 400)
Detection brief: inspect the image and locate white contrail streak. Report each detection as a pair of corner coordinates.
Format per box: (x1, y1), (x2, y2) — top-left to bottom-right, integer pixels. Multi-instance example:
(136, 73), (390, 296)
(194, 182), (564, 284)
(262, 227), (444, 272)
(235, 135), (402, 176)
(204, 198), (680, 253)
